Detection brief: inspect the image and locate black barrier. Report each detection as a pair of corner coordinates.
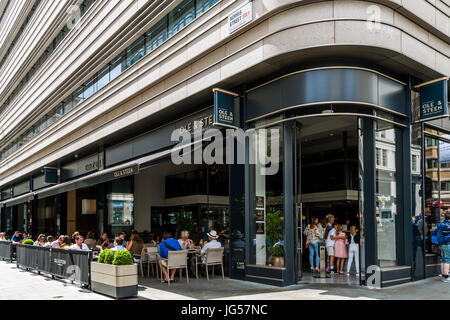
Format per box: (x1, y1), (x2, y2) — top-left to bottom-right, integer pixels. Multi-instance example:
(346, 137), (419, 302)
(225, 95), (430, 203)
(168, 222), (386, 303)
(0, 241), (13, 261)
(15, 244), (93, 286)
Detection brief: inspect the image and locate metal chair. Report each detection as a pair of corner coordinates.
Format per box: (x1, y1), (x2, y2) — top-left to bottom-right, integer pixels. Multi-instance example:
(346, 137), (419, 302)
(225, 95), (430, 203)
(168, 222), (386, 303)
(138, 247), (149, 277)
(159, 250), (189, 285)
(196, 247), (224, 280)
(146, 246), (160, 278)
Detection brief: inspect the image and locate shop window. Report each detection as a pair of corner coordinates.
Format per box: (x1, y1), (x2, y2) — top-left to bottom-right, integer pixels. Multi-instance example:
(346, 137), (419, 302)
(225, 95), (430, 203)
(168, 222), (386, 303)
(375, 123), (398, 267)
(107, 177), (134, 231)
(168, 0), (195, 38)
(249, 123), (284, 267)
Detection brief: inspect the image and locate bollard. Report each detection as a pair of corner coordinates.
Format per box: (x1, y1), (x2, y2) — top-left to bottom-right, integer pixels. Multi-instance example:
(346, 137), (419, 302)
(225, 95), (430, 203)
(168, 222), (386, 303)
(319, 245), (326, 278)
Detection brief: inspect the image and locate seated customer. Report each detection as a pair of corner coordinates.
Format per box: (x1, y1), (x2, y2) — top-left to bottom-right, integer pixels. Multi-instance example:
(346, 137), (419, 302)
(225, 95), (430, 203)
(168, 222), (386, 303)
(191, 230), (221, 274)
(69, 235), (90, 251)
(158, 232), (182, 282)
(200, 230), (222, 263)
(43, 236), (54, 247)
(97, 233), (110, 250)
(0, 232), (7, 241)
(178, 231), (193, 249)
(127, 233), (144, 256)
(61, 236), (72, 249)
(51, 235), (65, 248)
(34, 234), (46, 247)
(11, 231), (23, 243)
(111, 237), (127, 251)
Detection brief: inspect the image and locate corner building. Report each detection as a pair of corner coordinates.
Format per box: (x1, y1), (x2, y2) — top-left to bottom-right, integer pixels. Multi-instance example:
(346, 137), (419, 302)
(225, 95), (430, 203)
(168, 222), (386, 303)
(0, 0), (449, 287)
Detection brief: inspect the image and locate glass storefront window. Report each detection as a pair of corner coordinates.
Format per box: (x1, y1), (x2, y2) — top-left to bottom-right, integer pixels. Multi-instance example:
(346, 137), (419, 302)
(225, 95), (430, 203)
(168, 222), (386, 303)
(107, 177), (134, 229)
(375, 121), (398, 267)
(250, 123), (284, 267)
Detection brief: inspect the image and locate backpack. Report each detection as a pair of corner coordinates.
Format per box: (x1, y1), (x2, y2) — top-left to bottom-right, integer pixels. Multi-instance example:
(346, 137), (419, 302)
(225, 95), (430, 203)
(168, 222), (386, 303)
(431, 222), (450, 245)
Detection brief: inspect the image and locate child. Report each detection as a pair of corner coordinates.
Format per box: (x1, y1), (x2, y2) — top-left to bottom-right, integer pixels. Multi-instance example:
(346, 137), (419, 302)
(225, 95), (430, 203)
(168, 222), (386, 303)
(334, 224), (348, 275)
(346, 226), (360, 275)
(325, 223), (338, 273)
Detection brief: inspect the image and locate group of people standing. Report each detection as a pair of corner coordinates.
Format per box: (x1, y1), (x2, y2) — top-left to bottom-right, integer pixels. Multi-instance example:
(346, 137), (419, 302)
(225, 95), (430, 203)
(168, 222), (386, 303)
(303, 214), (360, 275)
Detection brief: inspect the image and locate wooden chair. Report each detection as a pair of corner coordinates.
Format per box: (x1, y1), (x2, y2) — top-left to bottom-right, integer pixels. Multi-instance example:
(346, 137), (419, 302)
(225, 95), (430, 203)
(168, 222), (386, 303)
(159, 250), (189, 285)
(196, 247), (224, 281)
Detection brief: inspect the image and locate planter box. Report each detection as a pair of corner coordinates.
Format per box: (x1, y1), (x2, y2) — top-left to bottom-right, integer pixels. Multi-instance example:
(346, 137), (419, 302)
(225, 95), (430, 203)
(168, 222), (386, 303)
(91, 262), (138, 299)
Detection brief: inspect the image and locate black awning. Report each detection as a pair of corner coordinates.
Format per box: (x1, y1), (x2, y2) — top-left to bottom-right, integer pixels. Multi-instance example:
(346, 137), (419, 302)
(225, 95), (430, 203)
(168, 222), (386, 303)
(2, 192), (35, 207)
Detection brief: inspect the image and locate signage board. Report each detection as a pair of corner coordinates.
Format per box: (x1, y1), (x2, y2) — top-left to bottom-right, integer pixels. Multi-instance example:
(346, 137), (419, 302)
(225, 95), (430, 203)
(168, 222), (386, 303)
(416, 78), (448, 122)
(228, 2), (253, 34)
(213, 88), (239, 128)
(44, 167), (58, 184)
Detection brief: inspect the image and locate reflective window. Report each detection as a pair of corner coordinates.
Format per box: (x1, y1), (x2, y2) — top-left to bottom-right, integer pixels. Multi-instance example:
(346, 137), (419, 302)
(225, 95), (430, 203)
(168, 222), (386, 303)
(376, 122), (398, 267)
(127, 36), (146, 68)
(146, 18), (168, 52)
(168, 0), (195, 37)
(196, 0), (219, 15)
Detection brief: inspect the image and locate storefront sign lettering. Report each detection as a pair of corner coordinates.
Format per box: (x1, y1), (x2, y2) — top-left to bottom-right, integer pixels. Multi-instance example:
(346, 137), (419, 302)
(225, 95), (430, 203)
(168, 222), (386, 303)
(179, 114), (214, 134)
(113, 167), (135, 178)
(228, 2), (253, 34)
(214, 89), (238, 128)
(416, 78), (448, 121)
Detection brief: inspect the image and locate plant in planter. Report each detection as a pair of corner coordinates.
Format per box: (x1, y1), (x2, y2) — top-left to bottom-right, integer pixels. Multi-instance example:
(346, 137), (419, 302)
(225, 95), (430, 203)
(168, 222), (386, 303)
(22, 239), (34, 245)
(265, 210), (285, 267)
(268, 245), (285, 267)
(91, 249), (138, 299)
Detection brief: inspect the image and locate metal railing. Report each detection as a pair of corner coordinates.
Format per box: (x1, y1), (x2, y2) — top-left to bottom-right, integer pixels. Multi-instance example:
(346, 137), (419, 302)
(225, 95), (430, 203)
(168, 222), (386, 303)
(15, 244), (93, 287)
(0, 241), (13, 261)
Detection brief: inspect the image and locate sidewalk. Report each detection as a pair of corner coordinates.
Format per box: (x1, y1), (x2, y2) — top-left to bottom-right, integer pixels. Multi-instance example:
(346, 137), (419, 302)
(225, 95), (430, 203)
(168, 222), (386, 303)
(0, 261), (449, 300)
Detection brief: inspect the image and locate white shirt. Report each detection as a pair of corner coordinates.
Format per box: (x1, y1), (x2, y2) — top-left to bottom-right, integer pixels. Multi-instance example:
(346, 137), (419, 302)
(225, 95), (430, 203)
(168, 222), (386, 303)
(178, 239), (192, 249)
(326, 228), (336, 247)
(69, 243), (90, 251)
(201, 239), (221, 263)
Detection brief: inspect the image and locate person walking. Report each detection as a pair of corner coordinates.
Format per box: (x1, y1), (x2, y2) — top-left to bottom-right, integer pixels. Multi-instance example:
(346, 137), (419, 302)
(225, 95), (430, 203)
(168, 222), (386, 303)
(437, 211), (450, 282)
(325, 223), (337, 273)
(346, 226), (360, 275)
(334, 224), (348, 275)
(304, 217), (321, 273)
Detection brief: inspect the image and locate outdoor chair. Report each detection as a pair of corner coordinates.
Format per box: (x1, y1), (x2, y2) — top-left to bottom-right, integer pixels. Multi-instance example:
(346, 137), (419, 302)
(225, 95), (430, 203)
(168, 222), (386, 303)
(146, 246), (160, 278)
(159, 250), (189, 285)
(138, 247), (149, 277)
(195, 247), (224, 281)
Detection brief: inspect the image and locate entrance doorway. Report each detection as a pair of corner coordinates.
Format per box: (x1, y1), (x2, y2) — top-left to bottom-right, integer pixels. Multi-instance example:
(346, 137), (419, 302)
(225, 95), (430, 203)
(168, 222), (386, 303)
(295, 116), (362, 285)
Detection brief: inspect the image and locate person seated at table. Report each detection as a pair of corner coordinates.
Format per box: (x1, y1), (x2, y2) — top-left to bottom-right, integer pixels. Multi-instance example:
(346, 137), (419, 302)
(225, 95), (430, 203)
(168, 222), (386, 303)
(152, 233), (161, 245)
(111, 237), (127, 251)
(22, 232), (30, 241)
(69, 235), (90, 251)
(119, 232), (127, 248)
(11, 231), (23, 243)
(191, 230), (222, 275)
(43, 236), (54, 247)
(61, 236), (72, 249)
(51, 235), (65, 248)
(127, 233), (144, 256)
(178, 231), (193, 249)
(0, 232), (6, 241)
(159, 232), (182, 282)
(97, 233), (110, 250)
(71, 231), (80, 244)
(34, 234), (46, 247)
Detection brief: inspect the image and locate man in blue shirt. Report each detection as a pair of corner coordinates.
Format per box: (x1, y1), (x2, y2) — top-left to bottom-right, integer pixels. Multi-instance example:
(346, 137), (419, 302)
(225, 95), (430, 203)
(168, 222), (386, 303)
(111, 237), (127, 251)
(440, 211), (450, 283)
(159, 232), (182, 282)
(11, 231), (23, 243)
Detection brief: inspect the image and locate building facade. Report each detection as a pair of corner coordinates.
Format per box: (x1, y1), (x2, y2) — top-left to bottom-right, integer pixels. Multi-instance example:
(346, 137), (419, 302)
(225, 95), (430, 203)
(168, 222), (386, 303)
(0, 0), (449, 287)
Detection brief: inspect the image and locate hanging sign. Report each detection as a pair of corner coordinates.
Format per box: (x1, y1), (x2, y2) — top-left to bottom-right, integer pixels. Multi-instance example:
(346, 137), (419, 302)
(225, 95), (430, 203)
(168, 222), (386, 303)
(213, 88), (239, 129)
(415, 78), (448, 122)
(44, 167), (58, 184)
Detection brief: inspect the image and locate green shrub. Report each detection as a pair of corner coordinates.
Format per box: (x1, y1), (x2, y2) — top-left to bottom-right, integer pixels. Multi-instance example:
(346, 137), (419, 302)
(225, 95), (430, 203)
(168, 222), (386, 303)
(112, 250), (133, 265)
(98, 249), (109, 263)
(23, 239), (34, 245)
(268, 245), (284, 257)
(98, 249), (116, 264)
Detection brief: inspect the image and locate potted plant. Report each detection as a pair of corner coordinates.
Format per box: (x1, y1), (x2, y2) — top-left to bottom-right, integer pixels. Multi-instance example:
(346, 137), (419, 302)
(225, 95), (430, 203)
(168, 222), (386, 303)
(22, 239), (34, 245)
(91, 249), (138, 299)
(265, 210), (285, 267)
(268, 245), (285, 267)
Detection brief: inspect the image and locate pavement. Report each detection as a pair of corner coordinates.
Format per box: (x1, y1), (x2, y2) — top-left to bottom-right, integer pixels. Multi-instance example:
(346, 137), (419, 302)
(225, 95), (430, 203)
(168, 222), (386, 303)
(0, 260), (449, 300)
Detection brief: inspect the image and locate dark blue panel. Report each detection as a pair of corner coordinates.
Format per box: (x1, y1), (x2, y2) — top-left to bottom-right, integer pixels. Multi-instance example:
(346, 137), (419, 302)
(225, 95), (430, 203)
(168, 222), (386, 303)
(378, 76), (407, 114)
(246, 68), (407, 121)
